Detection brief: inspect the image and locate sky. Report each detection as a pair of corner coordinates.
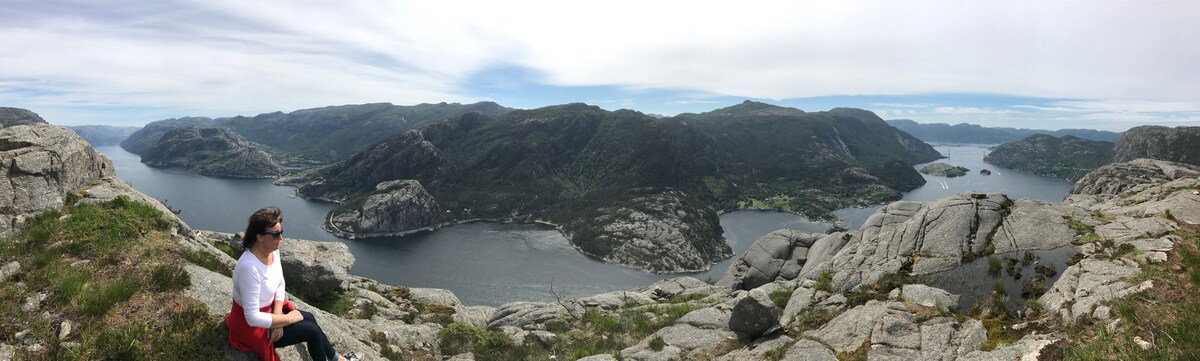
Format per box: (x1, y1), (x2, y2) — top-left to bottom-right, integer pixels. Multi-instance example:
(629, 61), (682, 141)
(2, 1), (1200, 131)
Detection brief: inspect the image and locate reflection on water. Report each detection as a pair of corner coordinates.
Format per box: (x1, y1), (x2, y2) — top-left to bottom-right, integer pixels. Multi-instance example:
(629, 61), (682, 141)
(925, 247), (1075, 315)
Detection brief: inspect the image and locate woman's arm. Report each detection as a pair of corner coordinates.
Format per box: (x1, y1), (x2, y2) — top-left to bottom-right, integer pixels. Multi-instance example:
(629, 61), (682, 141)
(236, 265), (301, 328)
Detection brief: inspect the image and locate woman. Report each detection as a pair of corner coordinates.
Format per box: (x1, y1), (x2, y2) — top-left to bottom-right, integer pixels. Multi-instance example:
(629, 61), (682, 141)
(226, 206), (360, 361)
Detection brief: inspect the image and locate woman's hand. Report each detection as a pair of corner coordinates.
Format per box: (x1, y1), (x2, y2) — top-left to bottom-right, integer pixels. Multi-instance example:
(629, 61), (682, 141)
(287, 310), (303, 324)
(270, 327), (283, 343)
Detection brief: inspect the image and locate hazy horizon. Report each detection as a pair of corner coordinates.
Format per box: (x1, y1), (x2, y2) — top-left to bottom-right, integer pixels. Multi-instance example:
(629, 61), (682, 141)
(5, 1), (1200, 132)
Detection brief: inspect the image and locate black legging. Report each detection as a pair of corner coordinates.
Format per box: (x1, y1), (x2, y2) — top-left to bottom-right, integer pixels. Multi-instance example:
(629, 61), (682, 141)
(273, 310), (338, 361)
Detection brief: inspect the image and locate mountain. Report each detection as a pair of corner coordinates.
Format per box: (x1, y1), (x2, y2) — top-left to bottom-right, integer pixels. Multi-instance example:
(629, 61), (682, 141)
(984, 134), (1115, 180)
(120, 102), (512, 165)
(1113, 125), (1200, 166)
(0, 107), (48, 127)
(139, 126), (283, 178)
(119, 116), (222, 154)
(67, 125), (141, 145)
(282, 101), (942, 272)
(886, 119), (1120, 143)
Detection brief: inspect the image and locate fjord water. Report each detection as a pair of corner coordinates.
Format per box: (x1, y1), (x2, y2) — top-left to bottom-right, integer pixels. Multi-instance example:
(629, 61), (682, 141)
(833, 144), (1073, 229)
(96, 143), (1070, 306)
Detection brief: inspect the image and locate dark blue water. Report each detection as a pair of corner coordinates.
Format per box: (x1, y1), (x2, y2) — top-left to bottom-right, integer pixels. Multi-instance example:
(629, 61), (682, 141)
(96, 143), (1070, 306)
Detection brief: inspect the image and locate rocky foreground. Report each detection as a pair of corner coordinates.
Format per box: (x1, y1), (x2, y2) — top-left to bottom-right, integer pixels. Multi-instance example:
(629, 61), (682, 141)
(3, 116), (1200, 360)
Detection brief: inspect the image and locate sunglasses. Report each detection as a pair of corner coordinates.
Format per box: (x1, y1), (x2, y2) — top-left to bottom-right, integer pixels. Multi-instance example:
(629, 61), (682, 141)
(262, 229), (284, 239)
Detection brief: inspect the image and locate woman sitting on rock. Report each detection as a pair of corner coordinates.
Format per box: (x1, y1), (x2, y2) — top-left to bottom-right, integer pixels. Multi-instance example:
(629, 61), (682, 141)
(226, 206), (359, 361)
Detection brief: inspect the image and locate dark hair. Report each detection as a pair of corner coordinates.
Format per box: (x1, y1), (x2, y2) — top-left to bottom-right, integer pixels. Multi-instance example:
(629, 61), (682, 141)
(243, 206), (283, 250)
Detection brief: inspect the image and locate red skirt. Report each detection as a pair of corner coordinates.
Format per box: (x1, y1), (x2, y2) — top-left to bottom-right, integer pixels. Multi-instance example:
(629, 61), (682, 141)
(226, 299), (295, 361)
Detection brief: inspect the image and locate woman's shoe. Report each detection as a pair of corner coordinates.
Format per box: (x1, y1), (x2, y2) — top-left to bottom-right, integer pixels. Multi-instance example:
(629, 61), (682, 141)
(343, 351), (362, 361)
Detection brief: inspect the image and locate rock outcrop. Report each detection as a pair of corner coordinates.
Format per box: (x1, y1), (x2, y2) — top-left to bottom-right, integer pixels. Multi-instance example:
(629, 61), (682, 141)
(804, 193), (1077, 292)
(1071, 158), (1200, 195)
(1039, 258), (1154, 323)
(564, 188), (732, 273)
(717, 230), (844, 290)
(326, 179), (442, 238)
(0, 120), (114, 235)
(140, 126), (283, 178)
(1114, 125), (1200, 166)
(983, 134), (1114, 180)
(0, 107), (47, 127)
(802, 300), (986, 359)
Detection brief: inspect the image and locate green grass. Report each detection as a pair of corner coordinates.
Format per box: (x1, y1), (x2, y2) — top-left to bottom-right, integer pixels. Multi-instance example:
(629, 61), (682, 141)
(815, 271), (833, 292)
(648, 335), (666, 351)
(441, 302), (697, 360)
(296, 291), (357, 317)
(0, 195), (224, 360)
(180, 248), (231, 277)
(150, 263), (191, 292)
(438, 322), (544, 361)
(1052, 223), (1200, 360)
(836, 341), (871, 361)
(77, 277), (139, 316)
(785, 307), (842, 336)
(1066, 217), (1103, 244)
(770, 287), (795, 309)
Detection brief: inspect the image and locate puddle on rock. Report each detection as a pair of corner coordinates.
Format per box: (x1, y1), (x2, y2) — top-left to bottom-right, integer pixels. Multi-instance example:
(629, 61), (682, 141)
(925, 246), (1077, 316)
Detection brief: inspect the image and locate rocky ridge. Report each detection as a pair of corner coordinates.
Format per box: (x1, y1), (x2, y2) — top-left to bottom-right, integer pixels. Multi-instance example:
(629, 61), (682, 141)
(140, 126), (284, 178)
(0, 107), (48, 127)
(886, 119), (1121, 143)
(1114, 125), (1200, 166)
(121, 102), (512, 164)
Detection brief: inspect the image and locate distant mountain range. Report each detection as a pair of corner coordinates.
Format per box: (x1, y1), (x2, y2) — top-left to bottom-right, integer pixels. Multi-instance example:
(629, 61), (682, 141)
(280, 101), (943, 272)
(67, 125), (141, 146)
(121, 102), (512, 165)
(886, 119), (1119, 144)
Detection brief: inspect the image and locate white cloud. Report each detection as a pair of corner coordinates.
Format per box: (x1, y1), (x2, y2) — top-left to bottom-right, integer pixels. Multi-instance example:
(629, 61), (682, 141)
(666, 99), (723, 105)
(873, 103), (934, 109)
(3, 0), (1200, 125)
(1052, 100), (1200, 114)
(933, 107), (1018, 115)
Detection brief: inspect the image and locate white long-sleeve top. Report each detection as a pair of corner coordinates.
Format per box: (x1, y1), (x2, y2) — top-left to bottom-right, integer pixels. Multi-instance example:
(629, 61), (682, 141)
(232, 249), (286, 329)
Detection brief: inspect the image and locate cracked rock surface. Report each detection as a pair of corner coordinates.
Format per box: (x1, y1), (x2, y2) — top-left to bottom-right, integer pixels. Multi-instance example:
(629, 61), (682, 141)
(0, 123), (113, 235)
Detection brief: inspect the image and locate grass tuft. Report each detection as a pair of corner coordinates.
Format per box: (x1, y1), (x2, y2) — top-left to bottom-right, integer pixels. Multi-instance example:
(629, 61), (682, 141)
(1, 195), (223, 360)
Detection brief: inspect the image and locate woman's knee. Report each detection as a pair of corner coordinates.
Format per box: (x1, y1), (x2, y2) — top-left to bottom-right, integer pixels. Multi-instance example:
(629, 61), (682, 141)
(300, 310), (317, 323)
